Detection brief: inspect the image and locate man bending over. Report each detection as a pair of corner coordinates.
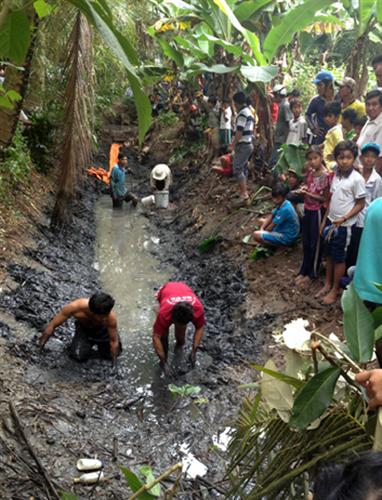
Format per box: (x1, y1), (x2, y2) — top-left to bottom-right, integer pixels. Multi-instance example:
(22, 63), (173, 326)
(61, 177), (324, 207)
(152, 282), (205, 376)
(39, 292), (121, 367)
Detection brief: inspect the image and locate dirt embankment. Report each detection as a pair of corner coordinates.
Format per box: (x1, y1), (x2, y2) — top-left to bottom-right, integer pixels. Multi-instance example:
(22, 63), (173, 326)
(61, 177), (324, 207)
(0, 119), (342, 498)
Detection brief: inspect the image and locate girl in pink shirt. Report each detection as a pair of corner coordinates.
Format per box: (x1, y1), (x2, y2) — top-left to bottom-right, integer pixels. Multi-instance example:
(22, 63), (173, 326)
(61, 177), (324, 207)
(296, 147), (330, 286)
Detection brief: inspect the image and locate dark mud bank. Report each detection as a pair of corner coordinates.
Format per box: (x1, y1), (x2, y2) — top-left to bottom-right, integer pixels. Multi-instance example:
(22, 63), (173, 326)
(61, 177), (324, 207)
(0, 159), (276, 497)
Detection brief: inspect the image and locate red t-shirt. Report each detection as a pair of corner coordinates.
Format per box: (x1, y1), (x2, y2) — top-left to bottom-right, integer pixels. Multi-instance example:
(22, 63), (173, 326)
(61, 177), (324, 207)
(153, 282), (205, 337)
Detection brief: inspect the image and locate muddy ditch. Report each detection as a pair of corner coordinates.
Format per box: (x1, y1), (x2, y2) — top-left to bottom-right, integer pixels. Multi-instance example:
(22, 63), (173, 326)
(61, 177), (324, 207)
(0, 148), (278, 499)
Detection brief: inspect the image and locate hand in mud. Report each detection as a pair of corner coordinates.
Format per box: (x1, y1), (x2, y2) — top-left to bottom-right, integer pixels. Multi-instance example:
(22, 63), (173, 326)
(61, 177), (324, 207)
(160, 361), (174, 378)
(189, 350), (197, 368)
(39, 328), (52, 349)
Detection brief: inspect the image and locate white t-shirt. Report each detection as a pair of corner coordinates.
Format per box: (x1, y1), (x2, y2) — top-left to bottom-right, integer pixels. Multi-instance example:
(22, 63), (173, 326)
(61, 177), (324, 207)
(328, 169), (366, 226)
(357, 112), (382, 157)
(286, 116), (307, 145)
(357, 169), (382, 227)
(220, 106), (232, 129)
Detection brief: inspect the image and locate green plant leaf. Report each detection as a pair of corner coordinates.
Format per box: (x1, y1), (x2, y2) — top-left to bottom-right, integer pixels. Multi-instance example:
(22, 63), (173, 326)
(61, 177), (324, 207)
(250, 246), (270, 261)
(240, 65), (278, 83)
(212, 0), (266, 64)
(378, 0), (382, 23)
(0, 95), (13, 110)
(194, 62), (239, 74)
(140, 465), (161, 497)
(157, 38), (184, 67)
(33, 0), (53, 18)
(290, 367), (341, 429)
(373, 306), (382, 328)
(234, 0), (273, 22)
(375, 325), (382, 342)
(359, 0), (376, 36)
(261, 360), (294, 416)
(253, 363), (301, 389)
(198, 33), (243, 56)
(374, 282), (382, 292)
(263, 0), (333, 62)
(6, 90), (22, 102)
(0, 11), (31, 64)
(342, 283), (375, 363)
(168, 384), (201, 397)
(60, 493), (79, 500)
(121, 466), (156, 499)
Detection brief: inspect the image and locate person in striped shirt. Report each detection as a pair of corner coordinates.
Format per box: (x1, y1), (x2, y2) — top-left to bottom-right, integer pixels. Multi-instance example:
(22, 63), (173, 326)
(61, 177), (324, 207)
(232, 91), (254, 202)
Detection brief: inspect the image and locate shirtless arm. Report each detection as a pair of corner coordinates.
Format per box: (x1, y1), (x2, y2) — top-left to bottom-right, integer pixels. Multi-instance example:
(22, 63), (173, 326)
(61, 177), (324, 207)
(107, 317), (119, 368)
(39, 300), (82, 348)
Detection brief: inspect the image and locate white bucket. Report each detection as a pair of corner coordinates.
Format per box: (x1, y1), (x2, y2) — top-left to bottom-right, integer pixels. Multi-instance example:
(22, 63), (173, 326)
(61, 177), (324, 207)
(154, 190), (169, 209)
(141, 195), (155, 207)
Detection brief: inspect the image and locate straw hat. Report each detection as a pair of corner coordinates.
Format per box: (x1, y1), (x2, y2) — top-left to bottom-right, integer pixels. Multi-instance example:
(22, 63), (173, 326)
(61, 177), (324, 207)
(152, 164), (170, 181)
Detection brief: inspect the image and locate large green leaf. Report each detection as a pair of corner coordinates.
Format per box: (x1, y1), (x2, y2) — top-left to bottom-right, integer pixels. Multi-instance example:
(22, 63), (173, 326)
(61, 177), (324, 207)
(359, 0), (376, 36)
(120, 466), (156, 500)
(33, 0), (53, 19)
(198, 33), (243, 56)
(373, 306), (382, 328)
(378, 0), (382, 23)
(0, 11), (31, 64)
(342, 283), (375, 363)
(260, 360), (294, 419)
(263, 0), (333, 62)
(253, 363), (302, 389)
(158, 38), (184, 67)
(194, 62), (239, 73)
(174, 35), (207, 59)
(212, 0), (266, 65)
(240, 64), (278, 83)
(290, 367), (341, 429)
(234, 0), (273, 22)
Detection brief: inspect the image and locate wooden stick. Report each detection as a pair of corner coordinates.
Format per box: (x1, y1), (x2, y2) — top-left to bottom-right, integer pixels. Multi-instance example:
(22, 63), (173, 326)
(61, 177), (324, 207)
(128, 462), (182, 500)
(9, 402), (61, 500)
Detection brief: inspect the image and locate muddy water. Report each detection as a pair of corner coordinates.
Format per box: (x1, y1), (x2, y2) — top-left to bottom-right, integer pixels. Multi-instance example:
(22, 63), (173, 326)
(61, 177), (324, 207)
(95, 196), (174, 391)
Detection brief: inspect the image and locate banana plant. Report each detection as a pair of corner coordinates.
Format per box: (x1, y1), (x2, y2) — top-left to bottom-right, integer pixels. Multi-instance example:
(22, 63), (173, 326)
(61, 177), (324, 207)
(0, 0), (151, 145)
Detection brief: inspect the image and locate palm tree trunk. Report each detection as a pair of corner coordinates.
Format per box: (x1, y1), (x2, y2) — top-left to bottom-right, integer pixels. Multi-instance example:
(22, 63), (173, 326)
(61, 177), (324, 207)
(50, 11), (94, 229)
(0, 8), (39, 151)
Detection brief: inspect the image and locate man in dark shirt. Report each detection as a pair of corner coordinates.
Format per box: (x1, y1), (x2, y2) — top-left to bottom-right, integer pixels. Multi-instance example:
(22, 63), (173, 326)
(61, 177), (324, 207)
(306, 70), (334, 145)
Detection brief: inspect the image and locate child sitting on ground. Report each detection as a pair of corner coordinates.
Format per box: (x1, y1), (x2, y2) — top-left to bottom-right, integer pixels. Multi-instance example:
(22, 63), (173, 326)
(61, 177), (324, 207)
(323, 101), (343, 170)
(286, 98), (307, 145)
(286, 169), (305, 221)
(317, 141), (366, 305)
(341, 108), (358, 141)
(295, 146), (330, 286)
(346, 141), (382, 268)
(211, 151), (233, 176)
(253, 183), (300, 248)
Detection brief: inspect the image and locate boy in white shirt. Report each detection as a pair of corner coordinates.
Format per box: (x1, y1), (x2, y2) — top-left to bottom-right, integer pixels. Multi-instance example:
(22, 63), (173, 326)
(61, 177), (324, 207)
(219, 99), (232, 147)
(286, 99), (307, 145)
(317, 140), (366, 304)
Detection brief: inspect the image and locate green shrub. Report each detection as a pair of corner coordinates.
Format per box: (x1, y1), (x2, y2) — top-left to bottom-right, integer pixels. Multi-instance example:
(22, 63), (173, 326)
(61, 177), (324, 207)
(0, 127), (32, 197)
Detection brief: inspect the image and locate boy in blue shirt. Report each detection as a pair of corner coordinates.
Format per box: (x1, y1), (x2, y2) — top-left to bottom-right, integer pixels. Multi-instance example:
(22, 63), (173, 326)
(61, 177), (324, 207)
(253, 184), (300, 247)
(110, 153), (138, 208)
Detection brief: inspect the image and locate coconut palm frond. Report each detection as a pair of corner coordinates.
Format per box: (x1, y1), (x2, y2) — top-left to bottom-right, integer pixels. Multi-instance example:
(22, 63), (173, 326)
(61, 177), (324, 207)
(225, 397), (372, 499)
(51, 11), (94, 229)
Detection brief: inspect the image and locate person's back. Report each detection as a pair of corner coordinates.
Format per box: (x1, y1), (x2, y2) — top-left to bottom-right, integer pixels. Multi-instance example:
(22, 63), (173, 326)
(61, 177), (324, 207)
(354, 197), (382, 304)
(110, 164), (126, 198)
(275, 97), (292, 144)
(273, 199), (300, 243)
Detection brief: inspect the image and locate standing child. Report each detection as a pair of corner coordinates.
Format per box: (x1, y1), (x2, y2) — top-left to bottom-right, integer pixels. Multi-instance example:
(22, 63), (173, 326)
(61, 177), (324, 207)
(219, 99), (232, 148)
(317, 141), (366, 304)
(346, 142), (382, 268)
(253, 183), (300, 248)
(341, 108), (358, 140)
(286, 98), (307, 145)
(296, 147), (330, 286)
(323, 101), (343, 170)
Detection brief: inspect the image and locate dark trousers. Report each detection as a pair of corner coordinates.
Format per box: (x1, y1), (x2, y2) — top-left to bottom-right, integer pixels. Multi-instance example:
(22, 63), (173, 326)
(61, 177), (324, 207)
(299, 208), (324, 279)
(346, 226), (363, 269)
(69, 325), (122, 362)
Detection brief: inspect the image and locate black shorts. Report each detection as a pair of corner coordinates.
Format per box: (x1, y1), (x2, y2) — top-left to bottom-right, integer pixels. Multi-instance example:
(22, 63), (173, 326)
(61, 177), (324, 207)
(69, 322), (122, 362)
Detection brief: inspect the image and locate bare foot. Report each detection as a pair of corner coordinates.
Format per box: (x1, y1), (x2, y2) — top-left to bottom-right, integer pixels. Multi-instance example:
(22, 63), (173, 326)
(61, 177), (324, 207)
(322, 289), (339, 305)
(315, 285), (331, 298)
(298, 276), (312, 288)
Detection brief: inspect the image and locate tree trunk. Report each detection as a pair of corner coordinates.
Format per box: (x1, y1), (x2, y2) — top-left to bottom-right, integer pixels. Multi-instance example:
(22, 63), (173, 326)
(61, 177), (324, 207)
(0, 8), (39, 151)
(345, 33), (369, 98)
(50, 12), (94, 230)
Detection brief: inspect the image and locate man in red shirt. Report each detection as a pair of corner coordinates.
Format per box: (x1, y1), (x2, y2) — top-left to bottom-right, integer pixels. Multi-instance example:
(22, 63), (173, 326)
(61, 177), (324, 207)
(153, 282), (205, 376)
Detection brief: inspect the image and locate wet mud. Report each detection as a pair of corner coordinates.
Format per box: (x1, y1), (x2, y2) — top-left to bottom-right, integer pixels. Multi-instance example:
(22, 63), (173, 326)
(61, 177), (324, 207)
(0, 152), (276, 498)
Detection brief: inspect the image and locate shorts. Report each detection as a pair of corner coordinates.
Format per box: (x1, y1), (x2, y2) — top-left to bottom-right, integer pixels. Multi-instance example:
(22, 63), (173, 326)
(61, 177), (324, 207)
(219, 128), (232, 145)
(69, 321), (122, 362)
(323, 224), (353, 263)
(262, 231), (291, 247)
(233, 142), (254, 181)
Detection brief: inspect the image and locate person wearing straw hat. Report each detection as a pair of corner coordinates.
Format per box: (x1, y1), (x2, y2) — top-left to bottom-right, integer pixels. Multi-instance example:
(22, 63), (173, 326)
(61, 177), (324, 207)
(150, 163), (172, 191)
(336, 77), (365, 118)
